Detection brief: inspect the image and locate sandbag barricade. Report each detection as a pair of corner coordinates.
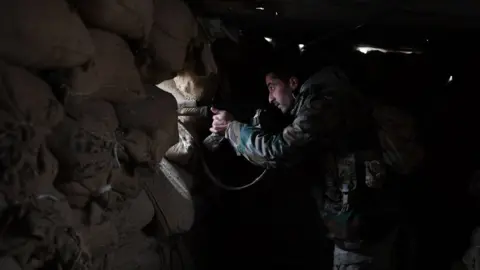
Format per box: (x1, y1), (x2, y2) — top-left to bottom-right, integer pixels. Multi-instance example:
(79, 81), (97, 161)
(0, 0), (203, 268)
(115, 85), (179, 166)
(139, 0), (199, 83)
(0, 61), (64, 203)
(76, 0), (154, 40)
(70, 29), (146, 103)
(0, 0), (94, 69)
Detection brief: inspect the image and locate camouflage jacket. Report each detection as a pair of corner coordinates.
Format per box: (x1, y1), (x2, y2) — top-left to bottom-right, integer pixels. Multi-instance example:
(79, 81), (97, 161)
(226, 67), (389, 244)
(225, 66), (368, 170)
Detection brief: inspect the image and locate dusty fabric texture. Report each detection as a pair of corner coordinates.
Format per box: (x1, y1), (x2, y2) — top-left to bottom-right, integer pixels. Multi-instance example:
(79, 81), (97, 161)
(48, 113), (118, 208)
(165, 121), (196, 166)
(174, 71), (219, 105)
(84, 232), (159, 270)
(111, 233), (161, 270)
(373, 105), (424, 175)
(70, 29), (146, 103)
(0, 257), (21, 270)
(0, 62), (64, 203)
(0, 0), (94, 69)
(140, 0), (199, 83)
(158, 76), (212, 165)
(0, 195), (91, 270)
(153, 0), (198, 43)
(109, 169), (145, 202)
(76, 0), (154, 40)
(79, 220), (119, 257)
(158, 79), (197, 109)
(116, 129), (154, 164)
(111, 190), (155, 241)
(65, 97), (119, 135)
(115, 85), (178, 164)
(142, 166), (195, 235)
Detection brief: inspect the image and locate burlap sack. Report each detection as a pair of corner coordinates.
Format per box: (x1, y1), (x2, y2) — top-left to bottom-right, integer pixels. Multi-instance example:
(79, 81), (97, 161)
(0, 61), (64, 129)
(109, 168), (144, 201)
(48, 116), (118, 208)
(65, 97), (119, 135)
(0, 195), (91, 269)
(173, 71), (219, 105)
(115, 85), (178, 163)
(164, 121), (196, 166)
(143, 164), (195, 235)
(112, 190), (155, 239)
(79, 220), (119, 257)
(153, 0), (198, 43)
(0, 0), (94, 68)
(0, 257), (21, 270)
(77, 0), (154, 40)
(117, 129), (152, 164)
(0, 62), (64, 202)
(111, 233), (161, 270)
(158, 72), (214, 165)
(70, 29), (146, 103)
(140, 0), (199, 83)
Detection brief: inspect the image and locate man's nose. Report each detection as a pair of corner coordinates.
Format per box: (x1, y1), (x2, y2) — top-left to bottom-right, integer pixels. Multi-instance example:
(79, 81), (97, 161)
(268, 94), (274, 104)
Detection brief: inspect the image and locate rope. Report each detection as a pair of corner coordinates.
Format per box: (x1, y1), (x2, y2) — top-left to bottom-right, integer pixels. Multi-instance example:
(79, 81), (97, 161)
(177, 120), (268, 191)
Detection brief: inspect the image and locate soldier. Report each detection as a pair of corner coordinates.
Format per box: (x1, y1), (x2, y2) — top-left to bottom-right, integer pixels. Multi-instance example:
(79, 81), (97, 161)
(210, 57), (398, 269)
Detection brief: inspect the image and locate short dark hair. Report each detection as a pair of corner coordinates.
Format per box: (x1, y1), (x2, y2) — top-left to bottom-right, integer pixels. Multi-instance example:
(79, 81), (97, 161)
(264, 52), (303, 84)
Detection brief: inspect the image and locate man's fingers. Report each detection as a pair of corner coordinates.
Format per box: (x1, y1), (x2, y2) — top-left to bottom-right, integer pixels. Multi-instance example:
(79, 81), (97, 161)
(211, 107), (219, 114)
(212, 121), (228, 128)
(213, 114), (224, 121)
(210, 123), (228, 133)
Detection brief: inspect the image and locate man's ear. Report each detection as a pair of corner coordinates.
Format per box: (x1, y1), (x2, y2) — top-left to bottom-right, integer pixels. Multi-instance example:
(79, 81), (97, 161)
(289, 77), (299, 90)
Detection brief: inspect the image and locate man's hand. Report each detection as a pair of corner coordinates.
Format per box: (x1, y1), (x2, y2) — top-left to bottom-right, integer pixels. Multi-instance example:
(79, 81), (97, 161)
(209, 107), (234, 134)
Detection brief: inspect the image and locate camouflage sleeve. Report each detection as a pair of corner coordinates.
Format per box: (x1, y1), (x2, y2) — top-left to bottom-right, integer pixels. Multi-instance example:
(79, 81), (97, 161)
(225, 89), (341, 168)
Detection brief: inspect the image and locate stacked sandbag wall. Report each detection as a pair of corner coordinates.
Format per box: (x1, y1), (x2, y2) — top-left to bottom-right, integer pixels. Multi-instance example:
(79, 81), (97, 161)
(0, 0), (204, 269)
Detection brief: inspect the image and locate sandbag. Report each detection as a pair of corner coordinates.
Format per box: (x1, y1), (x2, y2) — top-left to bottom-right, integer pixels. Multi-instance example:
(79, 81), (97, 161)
(70, 29), (145, 103)
(115, 85), (178, 163)
(158, 79), (196, 109)
(65, 97), (119, 135)
(117, 129), (154, 164)
(0, 0), (94, 68)
(142, 0), (198, 83)
(76, 0), (154, 40)
(158, 74), (214, 165)
(111, 233), (161, 270)
(154, 0), (197, 43)
(0, 61), (64, 129)
(0, 195), (91, 269)
(0, 257), (21, 270)
(164, 121), (196, 166)
(80, 220), (119, 256)
(173, 71), (219, 105)
(112, 190), (155, 239)
(143, 163), (195, 235)
(0, 62), (64, 202)
(48, 116), (118, 208)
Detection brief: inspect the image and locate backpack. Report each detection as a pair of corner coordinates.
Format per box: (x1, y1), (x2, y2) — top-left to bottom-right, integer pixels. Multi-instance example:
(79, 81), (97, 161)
(319, 150), (388, 250)
(372, 105), (425, 175)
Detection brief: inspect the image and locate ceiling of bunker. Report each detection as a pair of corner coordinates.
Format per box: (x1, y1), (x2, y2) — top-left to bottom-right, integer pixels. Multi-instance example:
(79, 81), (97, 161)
(186, 0), (480, 46)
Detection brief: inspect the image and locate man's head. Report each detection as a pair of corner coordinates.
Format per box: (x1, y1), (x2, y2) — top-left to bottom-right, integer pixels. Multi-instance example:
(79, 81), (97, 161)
(265, 58), (301, 113)
(265, 72), (298, 113)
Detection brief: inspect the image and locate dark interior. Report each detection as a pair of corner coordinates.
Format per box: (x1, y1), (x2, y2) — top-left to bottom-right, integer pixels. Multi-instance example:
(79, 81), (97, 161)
(184, 1), (480, 269)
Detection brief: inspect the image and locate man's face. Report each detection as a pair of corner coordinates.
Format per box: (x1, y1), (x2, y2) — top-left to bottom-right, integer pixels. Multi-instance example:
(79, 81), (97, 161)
(265, 73), (297, 113)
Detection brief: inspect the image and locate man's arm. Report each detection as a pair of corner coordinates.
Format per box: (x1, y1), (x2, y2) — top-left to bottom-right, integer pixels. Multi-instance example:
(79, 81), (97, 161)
(225, 88), (342, 168)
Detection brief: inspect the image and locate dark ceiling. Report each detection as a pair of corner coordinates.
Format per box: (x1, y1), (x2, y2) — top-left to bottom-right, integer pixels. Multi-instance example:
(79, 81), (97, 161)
(187, 0), (480, 44)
